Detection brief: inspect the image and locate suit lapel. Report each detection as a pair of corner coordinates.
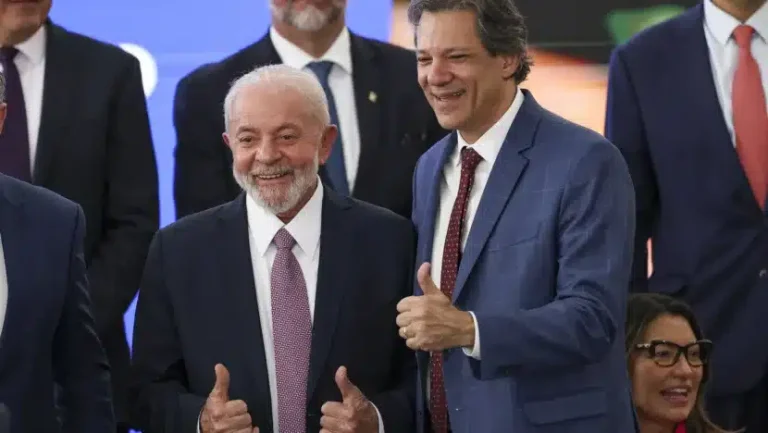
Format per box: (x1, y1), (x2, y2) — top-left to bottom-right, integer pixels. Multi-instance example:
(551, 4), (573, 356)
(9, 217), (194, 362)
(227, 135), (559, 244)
(452, 92), (540, 302)
(0, 178), (27, 369)
(348, 34), (381, 195)
(417, 136), (454, 276)
(33, 22), (76, 186)
(215, 195), (273, 432)
(672, 6), (761, 211)
(306, 188), (354, 401)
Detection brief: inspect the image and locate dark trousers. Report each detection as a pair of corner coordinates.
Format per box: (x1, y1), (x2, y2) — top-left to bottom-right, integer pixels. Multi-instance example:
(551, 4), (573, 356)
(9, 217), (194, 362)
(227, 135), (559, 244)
(707, 376), (768, 432)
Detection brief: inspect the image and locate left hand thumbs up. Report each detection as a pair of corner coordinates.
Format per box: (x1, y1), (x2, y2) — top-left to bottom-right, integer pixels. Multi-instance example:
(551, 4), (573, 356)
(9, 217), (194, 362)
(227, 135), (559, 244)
(320, 366), (378, 433)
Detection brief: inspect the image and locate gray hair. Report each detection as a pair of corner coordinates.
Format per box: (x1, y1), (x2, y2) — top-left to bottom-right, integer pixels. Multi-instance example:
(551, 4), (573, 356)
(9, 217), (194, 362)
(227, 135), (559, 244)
(0, 69), (5, 103)
(407, 0), (533, 83)
(223, 64), (330, 131)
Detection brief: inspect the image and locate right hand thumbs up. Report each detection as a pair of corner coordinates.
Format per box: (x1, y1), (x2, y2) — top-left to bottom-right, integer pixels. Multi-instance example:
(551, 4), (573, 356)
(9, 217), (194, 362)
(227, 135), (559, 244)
(201, 364), (257, 433)
(209, 363), (230, 402)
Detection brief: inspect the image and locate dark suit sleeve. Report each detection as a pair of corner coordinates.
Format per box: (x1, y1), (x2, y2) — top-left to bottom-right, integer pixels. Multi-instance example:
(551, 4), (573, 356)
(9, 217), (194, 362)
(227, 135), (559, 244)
(369, 222), (417, 432)
(472, 142), (636, 375)
(604, 47), (658, 292)
(173, 75), (234, 218)
(129, 231), (205, 433)
(54, 205), (115, 433)
(87, 56), (159, 334)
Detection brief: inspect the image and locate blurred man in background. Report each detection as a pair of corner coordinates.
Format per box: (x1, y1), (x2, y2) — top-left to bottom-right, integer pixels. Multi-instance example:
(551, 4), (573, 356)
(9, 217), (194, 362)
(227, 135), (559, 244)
(173, 0), (446, 220)
(0, 1), (159, 432)
(606, 0), (768, 430)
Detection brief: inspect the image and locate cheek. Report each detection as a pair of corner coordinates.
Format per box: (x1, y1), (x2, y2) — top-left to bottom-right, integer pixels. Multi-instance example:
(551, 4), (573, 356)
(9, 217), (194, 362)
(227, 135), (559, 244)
(631, 364), (662, 414)
(232, 149), (254, 172)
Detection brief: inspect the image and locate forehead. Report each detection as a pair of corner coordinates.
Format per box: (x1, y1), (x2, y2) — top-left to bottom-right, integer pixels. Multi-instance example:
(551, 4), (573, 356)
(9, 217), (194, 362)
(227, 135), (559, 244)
(230, 84), (310, 129)
(643, 314), (697, 345)
(415, 10), (482, 52)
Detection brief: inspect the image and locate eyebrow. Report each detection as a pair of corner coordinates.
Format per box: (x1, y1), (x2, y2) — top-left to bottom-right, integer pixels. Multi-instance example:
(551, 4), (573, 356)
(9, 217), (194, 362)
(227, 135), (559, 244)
(416, 47), (473, 56)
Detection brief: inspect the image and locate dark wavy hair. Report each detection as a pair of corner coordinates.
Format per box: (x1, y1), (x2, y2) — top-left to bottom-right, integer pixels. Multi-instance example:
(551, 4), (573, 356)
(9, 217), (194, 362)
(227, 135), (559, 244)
(625, 293), (736, 433)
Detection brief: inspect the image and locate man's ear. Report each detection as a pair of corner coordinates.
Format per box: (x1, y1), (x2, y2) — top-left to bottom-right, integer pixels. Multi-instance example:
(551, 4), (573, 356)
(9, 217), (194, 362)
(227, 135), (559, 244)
(319, 125), (338, 165)
(500, 54), (520, 81)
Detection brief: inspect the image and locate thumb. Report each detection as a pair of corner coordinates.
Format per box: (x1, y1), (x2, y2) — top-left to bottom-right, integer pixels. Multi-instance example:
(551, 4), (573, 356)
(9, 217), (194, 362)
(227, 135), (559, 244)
(335, 366), (361, 403)
(210, 363), (230, 401)
(253, 428), (260, 433)
(417, 263), (441, 295)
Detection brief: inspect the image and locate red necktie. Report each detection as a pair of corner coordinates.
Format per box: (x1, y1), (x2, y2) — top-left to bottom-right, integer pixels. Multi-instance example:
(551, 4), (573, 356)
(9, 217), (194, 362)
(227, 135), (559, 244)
(430, 147), (482, 433)
(732, 25), (768, 208)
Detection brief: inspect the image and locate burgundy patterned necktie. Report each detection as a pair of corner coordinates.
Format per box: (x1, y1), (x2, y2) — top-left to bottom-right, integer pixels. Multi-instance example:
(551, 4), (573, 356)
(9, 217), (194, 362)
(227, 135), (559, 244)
(0, 47), (31, 182)
(430, 147), (483, 433)
(271, 228), (312, 433)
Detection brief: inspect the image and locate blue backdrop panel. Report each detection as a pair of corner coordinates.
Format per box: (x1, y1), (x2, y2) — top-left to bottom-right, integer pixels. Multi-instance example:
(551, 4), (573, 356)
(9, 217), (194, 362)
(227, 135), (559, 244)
(49, 1), (394, 349)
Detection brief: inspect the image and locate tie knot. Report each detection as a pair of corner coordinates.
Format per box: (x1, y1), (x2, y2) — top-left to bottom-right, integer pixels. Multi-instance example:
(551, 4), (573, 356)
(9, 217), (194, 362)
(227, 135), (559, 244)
(460, 147), (483, 172)
(273, 228), (296, 250)
(307, 61), (334, 81)
(0, 47), (18, 62)
(733, 25), (755, 48)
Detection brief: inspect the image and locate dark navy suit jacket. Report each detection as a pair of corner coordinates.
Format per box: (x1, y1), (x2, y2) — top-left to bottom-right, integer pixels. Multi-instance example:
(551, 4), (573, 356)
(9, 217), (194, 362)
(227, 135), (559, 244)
(605, 4), (768, 395)
(130, 187), (416, 433)
(0, 173), (114, 433)
(412, 91), (638, 433)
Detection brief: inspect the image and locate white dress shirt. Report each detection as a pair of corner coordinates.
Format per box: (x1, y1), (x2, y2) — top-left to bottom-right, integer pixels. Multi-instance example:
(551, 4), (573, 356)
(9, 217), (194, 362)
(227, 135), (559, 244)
(270, 27), (361, 192)
(0, 234), (8, 340)
(429, 87), (525, 360)
(5, 25), (46, 170)
(198, 180), (384, 432)
(704, 0), (768, 145)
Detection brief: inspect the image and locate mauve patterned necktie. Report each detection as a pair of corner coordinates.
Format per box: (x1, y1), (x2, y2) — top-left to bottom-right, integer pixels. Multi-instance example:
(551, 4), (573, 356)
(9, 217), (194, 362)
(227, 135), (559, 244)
(271, 228), (311, 433)
(430, 147), (483, 433)
(0, 47), (31, 182)
(732, 25), (768, 208)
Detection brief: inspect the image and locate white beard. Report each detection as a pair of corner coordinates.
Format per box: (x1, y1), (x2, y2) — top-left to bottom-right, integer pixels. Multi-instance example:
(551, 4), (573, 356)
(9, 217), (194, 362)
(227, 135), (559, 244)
(269, 0), (344, 32)
(233, 153), (319, 215)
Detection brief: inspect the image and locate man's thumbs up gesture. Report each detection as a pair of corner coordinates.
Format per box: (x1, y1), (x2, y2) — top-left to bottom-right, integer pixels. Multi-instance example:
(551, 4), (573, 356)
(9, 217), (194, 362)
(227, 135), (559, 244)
(200, 364), (259, 433)
(396, 263), (476, 351)
(320, 366), (378, 433)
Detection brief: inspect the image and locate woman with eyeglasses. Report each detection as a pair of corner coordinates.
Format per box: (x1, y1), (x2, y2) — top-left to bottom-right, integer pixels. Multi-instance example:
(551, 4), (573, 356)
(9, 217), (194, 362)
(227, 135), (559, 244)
(626, 293), (736, 433)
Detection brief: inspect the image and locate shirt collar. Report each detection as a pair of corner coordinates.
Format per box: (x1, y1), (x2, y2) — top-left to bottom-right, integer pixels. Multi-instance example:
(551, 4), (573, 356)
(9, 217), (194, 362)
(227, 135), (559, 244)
(269, 26), (353, 74)
(13, 25), (46, 65)
(452, 86), (524, 167)
(705, 0), (768, 44)
(246, 177), (324, 259)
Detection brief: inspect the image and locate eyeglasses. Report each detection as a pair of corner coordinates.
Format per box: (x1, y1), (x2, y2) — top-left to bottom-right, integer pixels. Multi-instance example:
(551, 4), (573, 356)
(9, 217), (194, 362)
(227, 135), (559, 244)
(634, 339), (713, 367)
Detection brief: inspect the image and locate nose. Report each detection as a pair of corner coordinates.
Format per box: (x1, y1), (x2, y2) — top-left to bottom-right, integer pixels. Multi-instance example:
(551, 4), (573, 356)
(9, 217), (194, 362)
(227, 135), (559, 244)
(671, 356), (696, 377)
(426, 57), (452, 87)
(255, 139), (281, 164)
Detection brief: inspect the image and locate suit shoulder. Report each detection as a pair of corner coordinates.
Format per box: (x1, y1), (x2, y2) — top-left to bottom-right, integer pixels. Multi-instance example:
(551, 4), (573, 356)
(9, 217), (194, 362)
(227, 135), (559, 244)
(53, 24), (139, 67)
(537, 108), (623, 162)
(0, 175), (79, 219)
(346, 196), (413, 232)
(614, 7), (693, 60)
(177, 41), (263, 97)
(362, 36), (417, 64)
(158, 202), (227, 238)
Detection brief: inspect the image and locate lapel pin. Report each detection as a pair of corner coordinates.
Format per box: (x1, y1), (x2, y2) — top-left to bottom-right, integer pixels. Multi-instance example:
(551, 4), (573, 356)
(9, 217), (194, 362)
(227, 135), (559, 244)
(368, 91), (377, 103)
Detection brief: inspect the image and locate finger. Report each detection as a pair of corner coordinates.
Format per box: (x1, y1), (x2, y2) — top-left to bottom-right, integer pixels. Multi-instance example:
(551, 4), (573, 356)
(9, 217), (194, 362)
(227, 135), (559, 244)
(210, 363), (230, 401)
(406, 337), (422, 351)
(215, 413), (252, 431)
(396, 296), (420, 313)
(335, 366), (363, 403)
(320, 413), (351, 433)
(321, 401), (353, 419)
(417, 263), (441, 296)
(223, 399), (248, 417)
(396, 311), (414, 328)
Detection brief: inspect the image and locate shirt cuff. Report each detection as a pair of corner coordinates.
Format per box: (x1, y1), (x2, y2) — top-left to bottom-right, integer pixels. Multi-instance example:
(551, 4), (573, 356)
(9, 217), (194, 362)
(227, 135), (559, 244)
(462, 311), (481, 359)
(373, 402), (385, 433)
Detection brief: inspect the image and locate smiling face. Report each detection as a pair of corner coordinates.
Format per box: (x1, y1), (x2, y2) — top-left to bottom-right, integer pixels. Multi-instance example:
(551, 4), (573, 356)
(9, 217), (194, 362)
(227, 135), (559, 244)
(223, 82), (334, 219)
(414, 9), (519, 143)
(630, 314), (705, 430)
(269, 0), (345, 31)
